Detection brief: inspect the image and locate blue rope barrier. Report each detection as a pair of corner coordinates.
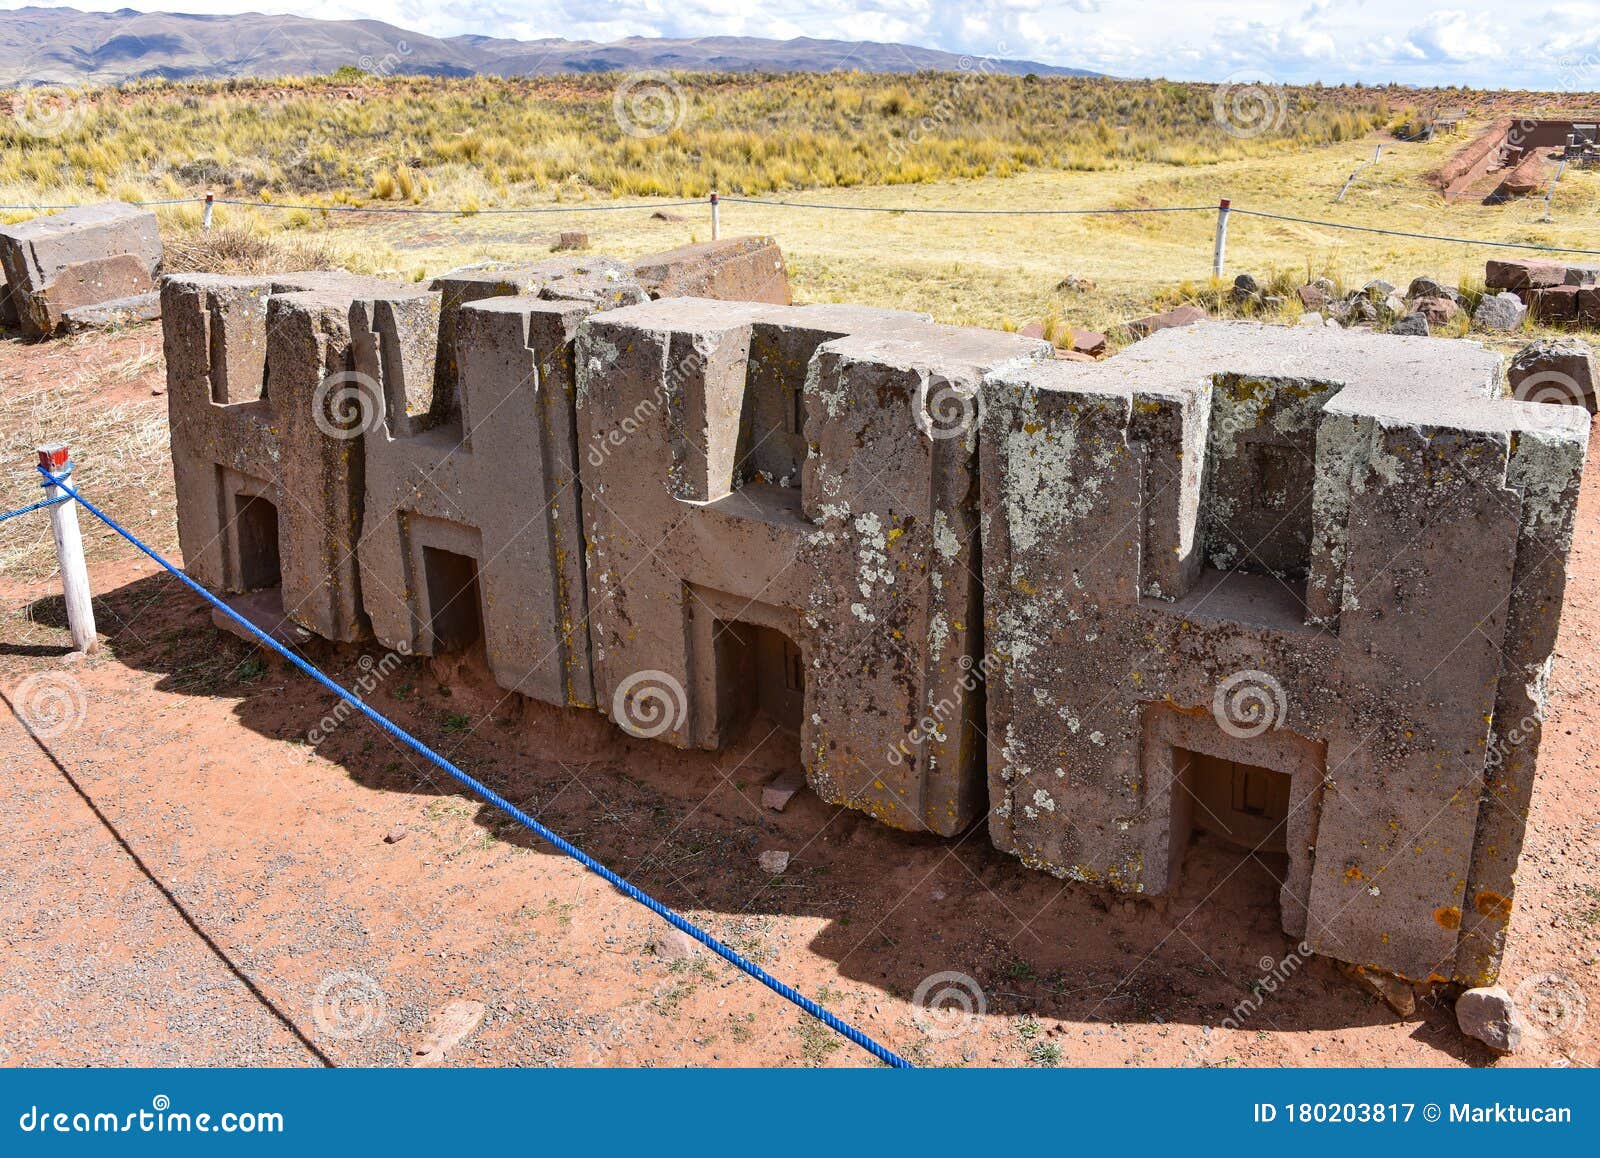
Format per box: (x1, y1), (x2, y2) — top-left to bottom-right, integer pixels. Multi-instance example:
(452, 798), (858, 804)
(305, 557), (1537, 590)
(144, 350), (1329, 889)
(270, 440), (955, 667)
(1, 464), (73, 523)
(36, 464), (911, 1069)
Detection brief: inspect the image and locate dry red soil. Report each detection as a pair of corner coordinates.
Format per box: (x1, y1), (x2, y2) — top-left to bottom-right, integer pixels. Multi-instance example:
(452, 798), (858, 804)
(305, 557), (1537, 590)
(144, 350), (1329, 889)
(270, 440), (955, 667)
(0, 323), (1595, 1068)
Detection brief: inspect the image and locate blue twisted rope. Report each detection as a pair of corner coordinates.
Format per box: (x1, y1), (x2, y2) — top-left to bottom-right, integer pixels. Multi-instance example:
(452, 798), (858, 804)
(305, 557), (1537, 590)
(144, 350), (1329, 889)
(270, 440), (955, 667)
(1, 463), (73, 523)
(37, 464), (911, 1069)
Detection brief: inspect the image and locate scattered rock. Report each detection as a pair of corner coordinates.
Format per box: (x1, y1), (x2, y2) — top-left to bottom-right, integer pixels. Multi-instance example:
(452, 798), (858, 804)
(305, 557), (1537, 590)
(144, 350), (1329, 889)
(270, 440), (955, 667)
(758, 850), (791, 874)
(1231, 273), (1261, 301)
(1018, 321), (1046, 340)
(552, 230), (589, 252)
(1485, 258), (1567, 292)
(1339, 963), (1417, 1016)
(1068, 328), (1107, 356)
(1456, 986), (1525, 1053)
(1297, 283), (1329, 310)
(652, 928), (701, 961)
(1508, 336), (1599, 412)
(1412, 296), (1460, 326)
(1261, 294), (1285, 310)
(761, 768), (805, 812)
(1407, 275), (1460, 302)
(1055, 275), (1096, 293)
(650, 210), (687, 222)
(210, 589), (315, 649)
(1054, 349), (1095, 362)
(412, 999), (487, 1067)
(1126, 304), (1207, 339)
(383, 824), (408, 844)
(1475, 291), (1527, 332)
(1297, 311), (1324, 327)
(1362, 278), (1397, 298)
(1390, 312), (1430, 337)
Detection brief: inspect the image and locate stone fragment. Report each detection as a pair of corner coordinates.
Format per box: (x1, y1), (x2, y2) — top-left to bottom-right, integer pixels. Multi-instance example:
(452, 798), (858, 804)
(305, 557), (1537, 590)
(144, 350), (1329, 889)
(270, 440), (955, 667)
(1390, 312), (1429, 336)
(1412, 296), (1459, 326)
(761, 768), (805, 812)
(1126, 304), (1206, 338)
(758, 850), (791, 874)
(553, 230), (589, 251)
(1530, 285), (1580, 323)
(1297, 284), (1328, 310)
(1069, 328), (1107, 356)
(1485, 258), (1566, 291)
(1407, 276), (1459, 302)
(1231, 273), (1261, 301)
(412, 999), (486, 1067)
(1339, 962), (1416, 1016)
(210, 589), (315, 648)
(1474, 290), (1527, 331)
(1455, 986), (1524, 1053)
(62, 290), (161, 331)
(384, 824), (408, 844)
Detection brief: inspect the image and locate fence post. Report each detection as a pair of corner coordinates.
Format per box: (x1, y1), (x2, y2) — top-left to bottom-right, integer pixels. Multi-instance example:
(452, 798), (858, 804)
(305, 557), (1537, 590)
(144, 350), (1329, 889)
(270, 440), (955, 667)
(36, 444), (97, 655)
(202, 191), (215, 232)
(710, 190), (720, 241)
(1212, 198), (1231, 279)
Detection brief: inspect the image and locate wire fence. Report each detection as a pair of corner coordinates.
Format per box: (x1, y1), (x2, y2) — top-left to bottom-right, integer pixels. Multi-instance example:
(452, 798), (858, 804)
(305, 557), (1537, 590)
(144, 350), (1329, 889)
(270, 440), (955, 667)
(3, 191), (1596, 263)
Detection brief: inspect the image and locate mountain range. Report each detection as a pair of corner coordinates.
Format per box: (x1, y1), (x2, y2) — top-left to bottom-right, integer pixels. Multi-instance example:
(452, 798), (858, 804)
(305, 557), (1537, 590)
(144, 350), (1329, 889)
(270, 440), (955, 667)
(0, 6), (1099, 86)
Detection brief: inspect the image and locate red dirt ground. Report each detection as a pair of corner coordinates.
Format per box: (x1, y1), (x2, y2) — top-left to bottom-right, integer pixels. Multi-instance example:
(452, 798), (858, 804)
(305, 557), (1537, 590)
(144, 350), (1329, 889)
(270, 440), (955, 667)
(0, 322), (1595, 1068)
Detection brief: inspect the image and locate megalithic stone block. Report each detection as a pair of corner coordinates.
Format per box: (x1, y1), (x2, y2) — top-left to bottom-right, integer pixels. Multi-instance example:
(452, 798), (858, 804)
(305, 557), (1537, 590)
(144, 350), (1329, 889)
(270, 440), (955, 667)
(353, 259), (644, 705)
(978, 322), (1588, 984)
(576, 296), (1049, 835)
(0, 202), (162, 337)
(161, 270), (431, 642)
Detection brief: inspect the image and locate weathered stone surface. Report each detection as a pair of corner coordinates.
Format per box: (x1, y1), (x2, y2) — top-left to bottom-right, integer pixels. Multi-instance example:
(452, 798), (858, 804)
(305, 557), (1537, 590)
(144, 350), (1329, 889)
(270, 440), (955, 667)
(1456, 986), (1524, 1052)
(576, 296), (1048, 836)
(1485, 259), (1566, 291)
(1475, 291), (1527, 331)
(1507, 336), (1598, 413)
(1297, 284), (1329, 310)
(353, 260), (645, 706)
(1126, 304), (1207, 338)
(0, 202), (162, 338)
(978, 322), (1587, 984)
(62, 290), (161, 331)
(1070, 329), (1107, 356)
(163, 270), (430, 642)
(1390, 312), (1429, 336)
(1530, 285), (1580, 323)
(630, 236), (791, 305)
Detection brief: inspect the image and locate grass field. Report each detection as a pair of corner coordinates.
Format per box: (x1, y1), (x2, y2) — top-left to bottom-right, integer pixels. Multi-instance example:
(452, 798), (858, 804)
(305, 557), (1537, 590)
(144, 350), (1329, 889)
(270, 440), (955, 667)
(4, 72), (1598, 338)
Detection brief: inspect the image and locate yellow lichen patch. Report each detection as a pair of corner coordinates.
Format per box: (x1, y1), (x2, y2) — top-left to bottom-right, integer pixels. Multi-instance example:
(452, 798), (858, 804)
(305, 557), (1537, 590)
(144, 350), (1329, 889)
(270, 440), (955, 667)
(1434, 906), (1462, 930)
(1344, 865), (1365, 882)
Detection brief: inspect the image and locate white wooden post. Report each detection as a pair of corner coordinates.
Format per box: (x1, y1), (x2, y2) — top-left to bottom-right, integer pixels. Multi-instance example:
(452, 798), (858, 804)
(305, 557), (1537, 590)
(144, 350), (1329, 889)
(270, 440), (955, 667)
(37, 444), (97, 655)
(202, 191), (215, 232)
(710, 190), (720, 241)
(1212, 198), (1231, 279)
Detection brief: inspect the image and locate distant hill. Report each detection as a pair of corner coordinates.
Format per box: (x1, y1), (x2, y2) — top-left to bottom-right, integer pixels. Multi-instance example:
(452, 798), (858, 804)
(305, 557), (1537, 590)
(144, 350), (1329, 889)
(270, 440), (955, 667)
(0, 7), (1100, 86)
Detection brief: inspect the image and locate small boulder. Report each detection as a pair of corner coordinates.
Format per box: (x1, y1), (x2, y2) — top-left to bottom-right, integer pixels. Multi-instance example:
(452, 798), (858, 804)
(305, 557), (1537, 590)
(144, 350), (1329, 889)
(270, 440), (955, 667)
(1231, 273), (1261, 301)
(1407, 275), (1460, 303)
(1456, 986), (1525, 1053)
(1297, 283), (1329, 310)
(1055, 274), (1096, 293)
(1508, 337), (1599, 413)
(758, 850), (790, 874)
(1362, 278), (1397, 299)
(1018, 322), (1046, 340)
(1391, 312), (1430, 337)
(1412, 296), (1460, 326)
(761, 768), (805, 812)
(553, 231), (589, 252)
(653, 929), (701, 961)
(1475, 291), (1527, 332)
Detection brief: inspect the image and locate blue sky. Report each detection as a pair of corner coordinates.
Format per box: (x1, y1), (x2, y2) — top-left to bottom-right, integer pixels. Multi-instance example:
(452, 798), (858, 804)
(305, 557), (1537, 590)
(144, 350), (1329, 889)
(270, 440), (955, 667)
(8, 1), (1600, 88)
